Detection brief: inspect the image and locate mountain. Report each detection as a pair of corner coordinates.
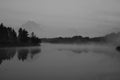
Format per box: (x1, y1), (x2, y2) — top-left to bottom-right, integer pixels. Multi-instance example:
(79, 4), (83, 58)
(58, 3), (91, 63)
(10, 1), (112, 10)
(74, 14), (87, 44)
(21, 21), (43, 37)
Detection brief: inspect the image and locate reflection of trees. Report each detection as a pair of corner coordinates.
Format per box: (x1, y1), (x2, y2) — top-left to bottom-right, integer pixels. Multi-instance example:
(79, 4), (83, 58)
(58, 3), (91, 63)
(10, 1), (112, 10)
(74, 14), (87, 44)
(30, 48), (41, 58)
(17, 48), (41, 61)
(0, 47), (41, 65)
(17, 49), (29, 61)
(0, 48), (16, 64)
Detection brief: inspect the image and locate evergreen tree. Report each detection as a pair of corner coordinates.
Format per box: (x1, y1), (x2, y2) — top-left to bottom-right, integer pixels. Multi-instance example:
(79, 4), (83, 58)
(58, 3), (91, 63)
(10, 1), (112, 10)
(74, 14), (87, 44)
(7, 27), (17, 43)
(18, 28), (29, 43)
(0, 23), (10, 43)
(0, 22), (41, 46)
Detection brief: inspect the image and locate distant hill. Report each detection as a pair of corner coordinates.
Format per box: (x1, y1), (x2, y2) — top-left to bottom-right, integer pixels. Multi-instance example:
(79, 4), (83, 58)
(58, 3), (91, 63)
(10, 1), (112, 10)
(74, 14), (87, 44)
(41, 32), (120, 46)
(21, 21), (43, 37)
(105, 32), (120, 45)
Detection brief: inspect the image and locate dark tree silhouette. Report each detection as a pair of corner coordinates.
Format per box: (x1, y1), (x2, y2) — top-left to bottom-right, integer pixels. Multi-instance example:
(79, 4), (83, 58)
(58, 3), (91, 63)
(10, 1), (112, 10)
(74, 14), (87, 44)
(7, 27), (17, 43)
(30, 32), (41, 45)
(0, 23), (17, 45)
(0, 23), (8, 43)
(0, 23), (41, 47)
(18, 28), (29, 43)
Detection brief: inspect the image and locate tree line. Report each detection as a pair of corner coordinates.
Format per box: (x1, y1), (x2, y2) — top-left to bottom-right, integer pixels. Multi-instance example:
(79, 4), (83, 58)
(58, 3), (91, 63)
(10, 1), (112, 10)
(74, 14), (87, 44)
(0, 23), (41, 47)
(41, 35), (106, 44)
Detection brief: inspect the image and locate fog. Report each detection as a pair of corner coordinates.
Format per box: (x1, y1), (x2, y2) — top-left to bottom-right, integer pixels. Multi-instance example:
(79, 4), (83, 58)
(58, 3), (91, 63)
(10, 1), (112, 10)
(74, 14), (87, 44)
(1, 0), (120, 37)
(1, 43), (120, 80)
(43, 43), (119, 56)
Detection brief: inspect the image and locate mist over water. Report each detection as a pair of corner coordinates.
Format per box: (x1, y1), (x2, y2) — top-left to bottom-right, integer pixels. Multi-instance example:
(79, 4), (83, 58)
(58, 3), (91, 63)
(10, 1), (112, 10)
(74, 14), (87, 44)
(0, 43), (120, 80)
(0, 0), (120, 79)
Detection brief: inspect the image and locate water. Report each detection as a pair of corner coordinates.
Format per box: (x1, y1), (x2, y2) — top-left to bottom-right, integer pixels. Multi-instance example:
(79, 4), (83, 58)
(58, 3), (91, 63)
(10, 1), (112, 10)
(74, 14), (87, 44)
(0, 43), (120, 80)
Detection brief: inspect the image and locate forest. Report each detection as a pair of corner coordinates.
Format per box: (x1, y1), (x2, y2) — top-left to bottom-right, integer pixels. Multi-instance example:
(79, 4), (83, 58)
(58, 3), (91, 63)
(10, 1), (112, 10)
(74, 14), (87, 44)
(0, 23), (41, 47)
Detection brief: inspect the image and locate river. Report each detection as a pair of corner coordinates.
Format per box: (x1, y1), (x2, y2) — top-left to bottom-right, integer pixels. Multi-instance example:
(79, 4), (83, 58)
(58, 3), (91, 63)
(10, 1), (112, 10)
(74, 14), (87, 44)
(0, 43), (120, 80)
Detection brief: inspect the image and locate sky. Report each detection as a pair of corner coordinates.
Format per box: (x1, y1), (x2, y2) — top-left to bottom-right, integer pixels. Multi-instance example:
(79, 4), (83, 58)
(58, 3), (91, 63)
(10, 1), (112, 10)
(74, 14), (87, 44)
(0, 0), (120, 38)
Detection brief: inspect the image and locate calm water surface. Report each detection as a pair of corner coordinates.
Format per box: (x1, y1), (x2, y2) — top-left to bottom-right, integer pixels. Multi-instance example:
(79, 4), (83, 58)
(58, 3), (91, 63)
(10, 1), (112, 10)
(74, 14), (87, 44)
(0, 43), (120, 80)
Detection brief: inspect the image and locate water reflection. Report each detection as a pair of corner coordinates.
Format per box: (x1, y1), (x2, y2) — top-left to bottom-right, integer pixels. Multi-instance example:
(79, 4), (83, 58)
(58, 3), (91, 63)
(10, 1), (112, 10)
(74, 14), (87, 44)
(18, 49), (29, 61)
(58, 45), (120, 60)
(58, 48), (88, 54)
(0, 48), (16, 64)
(0, 47), (41, 64)
(1, 44), (120, 80)
(30, 48), (41, 58)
